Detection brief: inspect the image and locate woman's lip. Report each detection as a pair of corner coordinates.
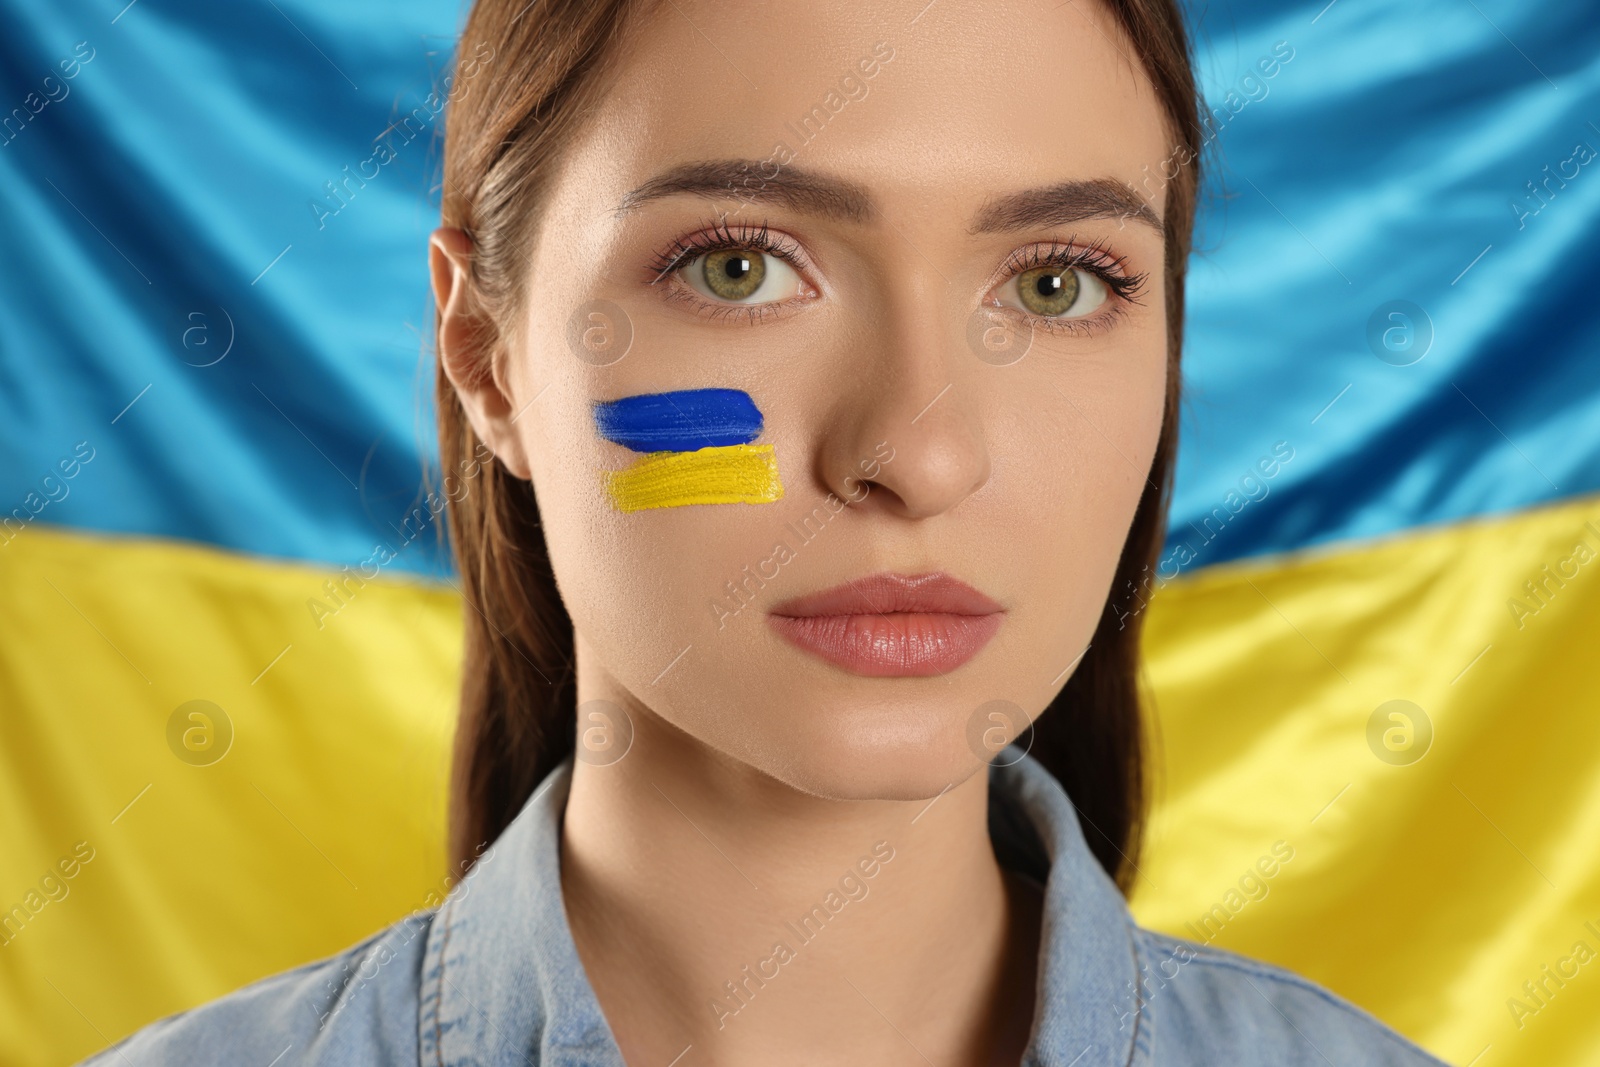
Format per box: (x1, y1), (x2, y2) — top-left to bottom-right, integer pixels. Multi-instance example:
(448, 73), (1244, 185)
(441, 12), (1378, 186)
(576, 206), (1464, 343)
(766, 572), (1004, 677)
(767, 571), (1004, 618)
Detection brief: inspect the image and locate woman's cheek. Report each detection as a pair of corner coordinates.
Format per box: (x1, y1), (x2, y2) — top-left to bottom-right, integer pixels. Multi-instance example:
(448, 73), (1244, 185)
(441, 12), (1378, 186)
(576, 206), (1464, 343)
(526, 408), (776, 689)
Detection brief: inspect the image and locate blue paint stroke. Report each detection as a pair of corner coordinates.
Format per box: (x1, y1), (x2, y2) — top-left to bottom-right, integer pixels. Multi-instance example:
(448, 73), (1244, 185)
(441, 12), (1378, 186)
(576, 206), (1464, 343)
(593, 388), (764, 453)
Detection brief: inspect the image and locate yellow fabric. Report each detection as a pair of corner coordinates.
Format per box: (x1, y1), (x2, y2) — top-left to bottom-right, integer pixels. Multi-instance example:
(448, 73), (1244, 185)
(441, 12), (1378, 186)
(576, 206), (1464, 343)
(1133, 492), (1600, 1066)
(4, 493), (1599, 1065)
(0, 527), (462, 1065)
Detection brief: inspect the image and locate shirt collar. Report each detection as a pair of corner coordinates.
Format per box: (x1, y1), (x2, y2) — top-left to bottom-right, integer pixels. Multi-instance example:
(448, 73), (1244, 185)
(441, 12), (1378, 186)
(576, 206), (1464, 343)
(421, 750), (1141, 1067)
(419, 763), (619, 1066)
(990, 749), (1143, 1067)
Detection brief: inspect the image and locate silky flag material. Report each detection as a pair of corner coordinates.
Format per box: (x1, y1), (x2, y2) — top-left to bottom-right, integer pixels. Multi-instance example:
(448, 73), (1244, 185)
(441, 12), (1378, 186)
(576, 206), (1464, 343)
(1, 1), (1598, 1065)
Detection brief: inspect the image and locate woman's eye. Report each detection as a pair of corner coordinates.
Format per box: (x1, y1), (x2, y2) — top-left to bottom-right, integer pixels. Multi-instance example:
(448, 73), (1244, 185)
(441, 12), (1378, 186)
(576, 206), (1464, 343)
(1002, 266), (1109, 319)
(683, 248), (803, 304)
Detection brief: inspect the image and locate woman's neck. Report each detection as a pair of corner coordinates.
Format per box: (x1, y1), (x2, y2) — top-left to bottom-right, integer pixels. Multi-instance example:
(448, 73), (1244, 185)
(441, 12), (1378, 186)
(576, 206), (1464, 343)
(560, 681), (1041, 1066)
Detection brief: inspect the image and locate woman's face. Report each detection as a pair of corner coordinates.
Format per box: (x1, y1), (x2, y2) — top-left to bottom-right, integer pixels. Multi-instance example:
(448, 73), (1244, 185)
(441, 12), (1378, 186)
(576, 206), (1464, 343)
(448, 0), (1171, 800)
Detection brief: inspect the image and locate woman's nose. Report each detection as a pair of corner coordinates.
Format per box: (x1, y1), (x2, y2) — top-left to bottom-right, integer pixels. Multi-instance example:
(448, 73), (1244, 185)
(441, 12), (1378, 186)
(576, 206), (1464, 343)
(816, 290), (992, 519)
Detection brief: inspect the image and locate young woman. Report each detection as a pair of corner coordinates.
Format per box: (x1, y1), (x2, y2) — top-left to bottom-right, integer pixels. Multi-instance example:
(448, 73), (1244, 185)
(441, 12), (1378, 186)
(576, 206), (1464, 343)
(85, 0), (1450, 1064)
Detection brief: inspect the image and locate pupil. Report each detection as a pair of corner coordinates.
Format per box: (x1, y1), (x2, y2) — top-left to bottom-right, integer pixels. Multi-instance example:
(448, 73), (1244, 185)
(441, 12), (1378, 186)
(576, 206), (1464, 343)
(725, 257), (751, 280)
(1036, 275), (1062, 297)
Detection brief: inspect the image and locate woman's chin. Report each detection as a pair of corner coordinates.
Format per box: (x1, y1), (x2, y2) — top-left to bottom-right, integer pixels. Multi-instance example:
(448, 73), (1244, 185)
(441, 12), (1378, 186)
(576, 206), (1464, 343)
(739, 703), (1008, 804)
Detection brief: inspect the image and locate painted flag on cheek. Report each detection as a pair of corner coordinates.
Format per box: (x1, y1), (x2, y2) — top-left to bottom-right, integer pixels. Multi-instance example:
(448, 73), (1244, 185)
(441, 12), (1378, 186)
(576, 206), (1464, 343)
(593, 388), (784, 512)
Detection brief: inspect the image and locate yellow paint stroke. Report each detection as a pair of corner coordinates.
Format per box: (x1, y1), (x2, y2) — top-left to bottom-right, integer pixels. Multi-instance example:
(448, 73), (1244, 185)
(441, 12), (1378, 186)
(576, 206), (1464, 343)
(604, 443), (784, 513)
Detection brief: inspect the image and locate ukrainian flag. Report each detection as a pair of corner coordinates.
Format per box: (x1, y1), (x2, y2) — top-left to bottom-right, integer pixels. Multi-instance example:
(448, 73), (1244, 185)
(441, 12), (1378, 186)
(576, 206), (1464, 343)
(1, 2), (1596, 1064)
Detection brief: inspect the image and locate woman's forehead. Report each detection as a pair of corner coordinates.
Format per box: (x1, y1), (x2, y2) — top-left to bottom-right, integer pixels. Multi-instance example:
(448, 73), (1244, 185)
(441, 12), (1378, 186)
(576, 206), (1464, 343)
(571, 0), (1171, 219)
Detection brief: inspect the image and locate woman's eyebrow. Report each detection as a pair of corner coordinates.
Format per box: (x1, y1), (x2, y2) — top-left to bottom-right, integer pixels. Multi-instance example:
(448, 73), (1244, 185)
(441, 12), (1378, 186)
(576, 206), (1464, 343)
(615, 159), (1161, 235)
(970, 176), (1162, 235)
(614, 159), (874, 223)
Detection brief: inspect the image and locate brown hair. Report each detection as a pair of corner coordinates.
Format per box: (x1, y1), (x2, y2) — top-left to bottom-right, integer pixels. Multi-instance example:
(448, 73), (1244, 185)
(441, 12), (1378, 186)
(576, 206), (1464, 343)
(435, 0), (1201, 893)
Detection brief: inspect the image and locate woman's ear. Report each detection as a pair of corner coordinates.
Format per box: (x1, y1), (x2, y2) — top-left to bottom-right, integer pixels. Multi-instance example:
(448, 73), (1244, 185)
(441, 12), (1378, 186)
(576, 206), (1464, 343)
(430, 226), (533, 480)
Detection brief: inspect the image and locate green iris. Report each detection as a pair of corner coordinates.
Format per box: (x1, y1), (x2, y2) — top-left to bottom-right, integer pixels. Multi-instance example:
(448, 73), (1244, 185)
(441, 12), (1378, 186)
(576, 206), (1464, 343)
(702, 249), (766, 301)
(1016, 267), (1080, 316)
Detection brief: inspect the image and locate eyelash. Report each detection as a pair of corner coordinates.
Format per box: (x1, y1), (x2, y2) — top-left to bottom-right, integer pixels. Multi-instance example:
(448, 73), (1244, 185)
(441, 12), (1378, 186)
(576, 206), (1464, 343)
(645, 218), (1147, 333)
(644, 219), (810, 326)
(992, 239), (1147, 336)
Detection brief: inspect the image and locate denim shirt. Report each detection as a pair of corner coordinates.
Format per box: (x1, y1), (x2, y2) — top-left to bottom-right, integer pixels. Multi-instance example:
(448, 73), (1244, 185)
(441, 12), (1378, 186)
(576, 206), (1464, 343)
(83, 750), (1450, 1066)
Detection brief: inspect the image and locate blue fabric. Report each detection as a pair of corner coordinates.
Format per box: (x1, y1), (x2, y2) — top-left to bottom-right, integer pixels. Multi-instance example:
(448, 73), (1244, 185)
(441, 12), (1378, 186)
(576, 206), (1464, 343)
(2, 1), (1596, 576)
(1172, 0), (1600, 566)
(78, 750), (1448, 1065)
(0, 0), (463, 577)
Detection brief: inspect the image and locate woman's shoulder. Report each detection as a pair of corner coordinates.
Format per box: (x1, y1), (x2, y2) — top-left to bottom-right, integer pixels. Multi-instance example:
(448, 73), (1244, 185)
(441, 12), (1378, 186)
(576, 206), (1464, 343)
(1130, 927), (1451, 1066)
(77, 908), (438, 1065)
